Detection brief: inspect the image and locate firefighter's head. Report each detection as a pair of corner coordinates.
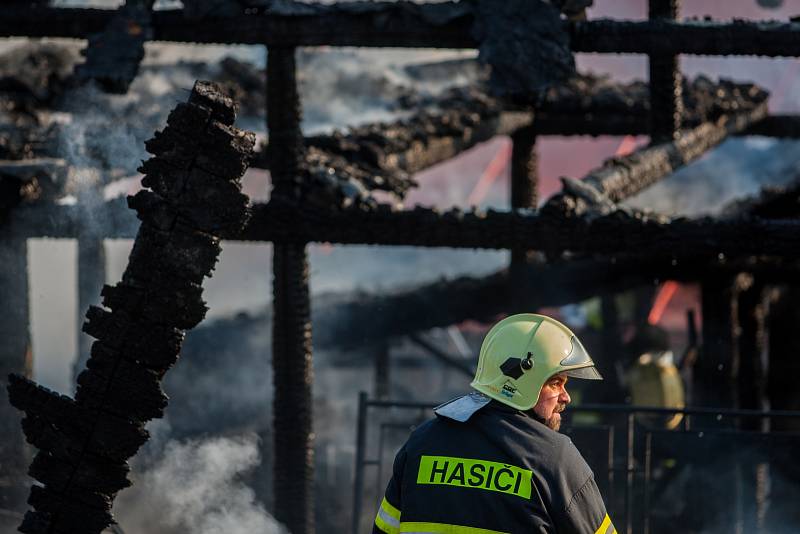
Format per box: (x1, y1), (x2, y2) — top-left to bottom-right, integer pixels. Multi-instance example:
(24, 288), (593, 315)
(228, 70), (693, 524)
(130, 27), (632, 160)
(471, 313), (602, 424)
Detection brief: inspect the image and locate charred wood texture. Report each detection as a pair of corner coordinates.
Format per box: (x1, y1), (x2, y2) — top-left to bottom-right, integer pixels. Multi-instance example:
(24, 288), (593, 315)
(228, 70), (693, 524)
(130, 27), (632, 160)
(544, 102), (768, 213)
(509, 125), (538, 280)
(647, 0), (682, 142)
(3, 6), (800, 57)
(743, 114), (800, 138)
(257, 75), (766, 202)
(267, 46), (315, 534)
(299, 88), (528, 200)
(314, 253), (800, 350)
(245, 199), (799, 257)
(570, 18), (800, 57)
(6, 80), (253, 534)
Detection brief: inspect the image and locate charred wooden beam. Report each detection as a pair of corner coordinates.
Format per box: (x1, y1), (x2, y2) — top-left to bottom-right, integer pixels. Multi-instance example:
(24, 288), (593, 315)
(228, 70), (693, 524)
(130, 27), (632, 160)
(6, 80), (253, 534)
(244, 199), (799, 257)
(647, 0), (682, 142)
(743, 115), (800, 138)
(570, 18), (800, 58)
(314, 253), (800, 350)
(4, 6), (800, 57)
(296, 89), (530, 199)
(544, 103), (768, 212)
(509, 124), (538, 282)
(267, 46), (315, 534)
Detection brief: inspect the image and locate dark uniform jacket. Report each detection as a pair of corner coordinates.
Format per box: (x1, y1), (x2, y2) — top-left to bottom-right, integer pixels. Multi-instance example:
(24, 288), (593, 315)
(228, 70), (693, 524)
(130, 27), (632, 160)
(373, 401), (615, 534)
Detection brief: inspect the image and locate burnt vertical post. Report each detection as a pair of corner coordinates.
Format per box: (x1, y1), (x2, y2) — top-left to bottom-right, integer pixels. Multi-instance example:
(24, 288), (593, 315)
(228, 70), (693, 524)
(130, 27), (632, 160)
(737, 279), (768, 533)
(698, 274), (740, 408)
(0, 238), (31, 522)
(648, 0), (683, 141)
(509, 124), (538, 290)
(268, 46), (315, 534)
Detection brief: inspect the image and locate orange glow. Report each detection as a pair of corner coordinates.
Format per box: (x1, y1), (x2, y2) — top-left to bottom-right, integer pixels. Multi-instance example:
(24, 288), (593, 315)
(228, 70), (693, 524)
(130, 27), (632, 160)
(648, 281), (679, 325)
(466, 142), (512, 206)
(614, 135), (638, 157)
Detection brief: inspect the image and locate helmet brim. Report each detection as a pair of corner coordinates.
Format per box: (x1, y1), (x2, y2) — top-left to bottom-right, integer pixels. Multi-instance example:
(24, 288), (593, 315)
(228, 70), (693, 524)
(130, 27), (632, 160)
(564, 365), (603, 380)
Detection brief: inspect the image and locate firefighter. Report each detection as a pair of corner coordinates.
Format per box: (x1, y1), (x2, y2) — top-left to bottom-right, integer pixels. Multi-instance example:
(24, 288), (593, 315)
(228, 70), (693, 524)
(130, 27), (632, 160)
(373, 313), (616, 534)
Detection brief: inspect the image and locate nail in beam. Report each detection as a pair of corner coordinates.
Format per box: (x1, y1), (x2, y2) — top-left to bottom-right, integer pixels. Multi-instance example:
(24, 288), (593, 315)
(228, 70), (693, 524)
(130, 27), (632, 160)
(267, 46), (315, 534)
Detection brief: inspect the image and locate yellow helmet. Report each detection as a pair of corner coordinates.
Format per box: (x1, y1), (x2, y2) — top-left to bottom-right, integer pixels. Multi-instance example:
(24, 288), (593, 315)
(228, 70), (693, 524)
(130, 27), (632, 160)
(471, 313), (602, 411)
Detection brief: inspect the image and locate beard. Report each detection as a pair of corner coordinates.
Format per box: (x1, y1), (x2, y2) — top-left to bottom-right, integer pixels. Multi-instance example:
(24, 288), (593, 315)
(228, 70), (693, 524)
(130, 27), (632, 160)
(545, 403), (567, 431)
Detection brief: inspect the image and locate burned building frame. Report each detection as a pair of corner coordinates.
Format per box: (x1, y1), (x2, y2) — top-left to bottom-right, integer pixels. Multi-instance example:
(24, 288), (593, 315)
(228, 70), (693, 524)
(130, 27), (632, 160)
(1, 1), (800, 533)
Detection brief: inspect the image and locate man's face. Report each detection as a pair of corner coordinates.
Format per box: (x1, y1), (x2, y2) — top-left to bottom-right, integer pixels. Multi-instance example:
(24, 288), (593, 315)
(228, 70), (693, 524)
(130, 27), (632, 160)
(532, 373), (571, 431)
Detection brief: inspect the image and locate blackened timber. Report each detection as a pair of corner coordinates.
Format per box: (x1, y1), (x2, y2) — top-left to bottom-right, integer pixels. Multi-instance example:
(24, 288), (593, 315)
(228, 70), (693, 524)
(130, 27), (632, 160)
(315, 252), (800, 350)
(245, 200), (800, 257)
(648, 0), (683, 142)
(743, 115), (800, 138)
(267, 46), (315, 534)
(6, 81), (253, 533)
(5, 7), (800, 57)
(509, 125), (538, 282)
(570, 19), (800, 57)
(551, 103), (768, 206)
(0, 5), (476, 48)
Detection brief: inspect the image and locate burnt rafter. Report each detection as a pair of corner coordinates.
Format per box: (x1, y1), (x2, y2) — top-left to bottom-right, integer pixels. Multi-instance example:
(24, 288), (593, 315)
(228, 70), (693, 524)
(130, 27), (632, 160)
(3, 5), (800, 57)
(244, 199), (800, 258)
(256, 76), (769, 202)
(295, 88), (529, 200)
(316, 253), (800, 350)
(5, 81), (253, 534)
(544, 102), (769, 211)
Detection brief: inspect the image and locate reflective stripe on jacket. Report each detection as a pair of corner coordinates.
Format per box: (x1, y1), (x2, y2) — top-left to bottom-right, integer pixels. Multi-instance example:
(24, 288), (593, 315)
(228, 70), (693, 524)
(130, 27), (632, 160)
(373, 402), (616, 534)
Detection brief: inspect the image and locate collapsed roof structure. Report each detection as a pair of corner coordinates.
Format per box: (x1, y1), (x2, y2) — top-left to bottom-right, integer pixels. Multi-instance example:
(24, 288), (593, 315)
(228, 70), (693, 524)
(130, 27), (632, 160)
(1, 1), (800, 533)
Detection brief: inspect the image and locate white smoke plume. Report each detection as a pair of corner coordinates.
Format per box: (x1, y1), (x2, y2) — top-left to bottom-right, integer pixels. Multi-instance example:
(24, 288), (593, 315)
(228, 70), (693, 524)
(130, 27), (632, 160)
(114, 433), (288, 534)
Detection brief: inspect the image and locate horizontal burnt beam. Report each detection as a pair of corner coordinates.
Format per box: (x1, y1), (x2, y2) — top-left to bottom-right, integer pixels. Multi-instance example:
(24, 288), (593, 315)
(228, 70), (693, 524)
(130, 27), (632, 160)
(573, 103), (768, 203)
(533, 114), (800, 139)
(0, 5), (476, 47)
(317, 253), (800, 349)
(742, 115), (800, 138)
(242, 200), (799, 257)
(3, 7), (800, 56)
(570, 19), (800, 57)
(10, 199), (799, 259)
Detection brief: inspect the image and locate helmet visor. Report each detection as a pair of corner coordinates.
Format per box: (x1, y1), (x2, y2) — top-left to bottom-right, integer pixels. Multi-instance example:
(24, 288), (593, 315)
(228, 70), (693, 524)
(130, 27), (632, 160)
(561, 336), (603, 380)
(564, 365), (603, 380)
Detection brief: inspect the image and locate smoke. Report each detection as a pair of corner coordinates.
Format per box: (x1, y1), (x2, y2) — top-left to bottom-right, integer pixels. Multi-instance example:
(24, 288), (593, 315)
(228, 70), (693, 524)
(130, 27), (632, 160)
(114, 433), (287, 534)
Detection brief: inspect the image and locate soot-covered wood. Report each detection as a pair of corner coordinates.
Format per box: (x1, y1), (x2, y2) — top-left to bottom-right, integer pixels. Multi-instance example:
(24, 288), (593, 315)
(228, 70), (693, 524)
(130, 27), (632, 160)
(6, 80), (253, 534)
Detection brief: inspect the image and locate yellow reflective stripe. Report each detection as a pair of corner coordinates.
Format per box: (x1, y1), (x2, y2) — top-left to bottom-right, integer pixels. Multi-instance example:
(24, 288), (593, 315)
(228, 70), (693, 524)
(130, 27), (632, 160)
(594, 513), (615, 534)
(375, 512), (400, 534)
(374, 497), (401, 534)
(381, 497), (401, 521)
(400, 521), (509, 534)
(416, 455), (532, 499)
